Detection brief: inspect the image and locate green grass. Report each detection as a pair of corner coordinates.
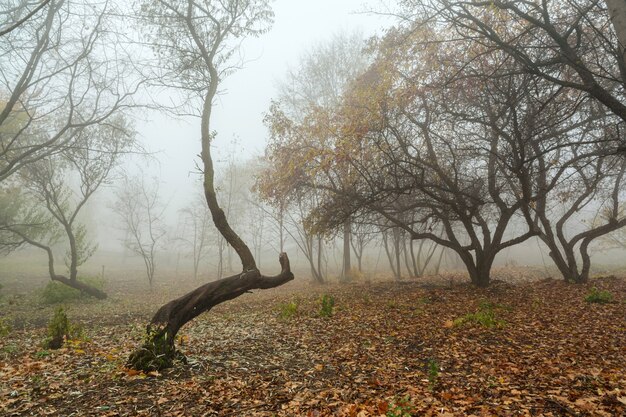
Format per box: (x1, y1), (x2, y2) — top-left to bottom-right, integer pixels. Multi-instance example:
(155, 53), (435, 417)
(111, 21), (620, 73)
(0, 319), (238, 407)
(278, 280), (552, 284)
(277, 300), (299, 319)
(454, 300), (506, 328)
(584, 287), (613, 304)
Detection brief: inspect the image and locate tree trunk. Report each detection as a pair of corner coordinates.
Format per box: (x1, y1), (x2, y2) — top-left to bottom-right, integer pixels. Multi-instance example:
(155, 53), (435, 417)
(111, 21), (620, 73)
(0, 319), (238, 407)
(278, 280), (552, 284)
(52, 274), (107, 300)
(15, 231), (107, 299)
(433, 247), (445, 275)
(317, 235), (323, 281)
(341, 219), (351, 281)
(382, 230), (398, 280)
(461, 252), (493, 288)
(278, 205), (284, 253)
(468, 266), (491, 288)
(128, 253), (293, 371)
(408, 238), (419, 277)
(393, 228), (402, 281)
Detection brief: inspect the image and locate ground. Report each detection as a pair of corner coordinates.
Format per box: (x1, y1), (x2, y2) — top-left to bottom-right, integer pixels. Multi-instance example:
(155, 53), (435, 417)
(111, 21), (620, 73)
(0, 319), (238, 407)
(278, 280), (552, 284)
(0, 270), (625, 416)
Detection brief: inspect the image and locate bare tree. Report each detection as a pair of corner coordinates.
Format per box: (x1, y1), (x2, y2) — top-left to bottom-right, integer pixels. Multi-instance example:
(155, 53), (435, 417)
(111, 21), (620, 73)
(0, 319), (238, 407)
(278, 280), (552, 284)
(349, 221), (376, 273)
(404, 235), (440, 279)
(0, 0), (139, 185)
(402, 0), (626, 127)
(113, 175), (167, 288)
(177, 191), (212, 281)
(0, 0), (51, 36)
(0, 117), (134, 298)
(529, 136), (626, 283)
(381, 226), (403, 281)
(127, 0), (293, 371)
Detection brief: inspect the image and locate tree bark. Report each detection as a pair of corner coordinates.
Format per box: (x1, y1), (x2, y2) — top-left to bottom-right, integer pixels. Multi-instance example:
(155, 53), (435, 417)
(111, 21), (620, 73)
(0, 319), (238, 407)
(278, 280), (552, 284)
(128, 253), (293, 371)
(461, 251), (494, 288)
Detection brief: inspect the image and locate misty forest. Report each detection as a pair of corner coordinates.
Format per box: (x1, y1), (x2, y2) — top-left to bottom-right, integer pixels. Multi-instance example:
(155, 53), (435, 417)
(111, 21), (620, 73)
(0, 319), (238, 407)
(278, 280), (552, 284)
(1, 0), (626, 415)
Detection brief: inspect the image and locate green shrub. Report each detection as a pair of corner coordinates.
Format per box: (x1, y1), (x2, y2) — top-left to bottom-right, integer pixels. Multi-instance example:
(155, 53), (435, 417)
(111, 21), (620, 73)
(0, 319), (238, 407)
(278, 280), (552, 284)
(585, 287), (613, 304)
(319, 294), (335, 317)
(41, 276), (104, 304)
(278, 300), (299, 319)
(43, 307), (82, 349)
(454, 300), (505, 328)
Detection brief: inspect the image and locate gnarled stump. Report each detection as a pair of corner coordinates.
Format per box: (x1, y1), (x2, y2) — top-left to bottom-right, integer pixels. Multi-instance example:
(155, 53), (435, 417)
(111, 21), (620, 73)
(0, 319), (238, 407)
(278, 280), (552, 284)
(128, 252), (294, 371)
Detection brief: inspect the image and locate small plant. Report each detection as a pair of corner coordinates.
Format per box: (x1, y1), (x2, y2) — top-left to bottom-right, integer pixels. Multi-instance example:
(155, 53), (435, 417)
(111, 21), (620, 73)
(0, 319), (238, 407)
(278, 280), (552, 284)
(127, 326), (186, 372)
(278, 300), (299, 319)
(427, 359), (440, 390)
(417, 296), (433, 305)
(454, 300), (505, 328)
(386, 395), (415, 417)
(2, 344), (18, 355)
(0, 318), (11, 337)
(41, 276), (105, 304)
(319, 294), (335, 317)
(43, 306), (82, 349)
(35, 350), (51, 358)
(585, 287), (613, 304)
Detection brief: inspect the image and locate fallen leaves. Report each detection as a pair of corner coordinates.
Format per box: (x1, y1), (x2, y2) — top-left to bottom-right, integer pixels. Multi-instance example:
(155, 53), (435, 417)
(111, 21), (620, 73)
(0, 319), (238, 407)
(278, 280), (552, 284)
(0, 277), (625, 416)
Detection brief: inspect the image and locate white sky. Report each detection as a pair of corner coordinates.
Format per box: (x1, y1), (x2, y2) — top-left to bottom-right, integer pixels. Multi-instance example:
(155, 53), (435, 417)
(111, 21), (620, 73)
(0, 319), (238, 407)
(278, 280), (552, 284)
(136, 0), (395, 209)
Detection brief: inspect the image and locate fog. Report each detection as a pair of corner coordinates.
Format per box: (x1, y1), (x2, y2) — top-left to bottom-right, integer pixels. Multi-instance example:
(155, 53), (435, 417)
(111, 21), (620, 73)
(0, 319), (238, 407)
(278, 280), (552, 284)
(2, 0), (625, 290)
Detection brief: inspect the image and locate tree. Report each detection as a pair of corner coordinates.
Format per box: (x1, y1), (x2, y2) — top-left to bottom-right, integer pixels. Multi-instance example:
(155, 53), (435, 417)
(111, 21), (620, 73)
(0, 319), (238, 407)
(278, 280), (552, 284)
(267, 31), (371, 282)
(177, 192), (212, 281)
(0, 0), (138, 185)
(595, 203), (626, 250)
(127, 0), (293, 371)
(114, 175), (167, 288)
(272, 24), (619, 287)
(346, 24), (625, 285)
(401, 0), (626, 128)
(0, 0), (51, 36)
(0, 117), (134, 298)
(349, 220), (376, 273)
(529, 127), (626, 283)
(381, 225), (404, 281)
(256, 152), (327, 284)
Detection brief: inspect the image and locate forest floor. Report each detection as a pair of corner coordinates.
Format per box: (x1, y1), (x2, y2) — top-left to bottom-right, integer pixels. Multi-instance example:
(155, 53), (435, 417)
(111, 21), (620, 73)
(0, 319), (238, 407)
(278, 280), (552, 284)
(0, 272), (625, 416)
